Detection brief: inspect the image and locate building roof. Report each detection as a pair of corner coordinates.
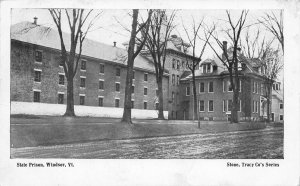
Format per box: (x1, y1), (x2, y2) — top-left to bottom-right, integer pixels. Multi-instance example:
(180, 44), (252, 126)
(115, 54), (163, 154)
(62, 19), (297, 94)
(11, 21), (157, 73)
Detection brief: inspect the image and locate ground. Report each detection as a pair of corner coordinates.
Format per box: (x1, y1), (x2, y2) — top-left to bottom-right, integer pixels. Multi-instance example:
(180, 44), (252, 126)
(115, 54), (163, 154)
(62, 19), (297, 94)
(10, 115), (283, 159)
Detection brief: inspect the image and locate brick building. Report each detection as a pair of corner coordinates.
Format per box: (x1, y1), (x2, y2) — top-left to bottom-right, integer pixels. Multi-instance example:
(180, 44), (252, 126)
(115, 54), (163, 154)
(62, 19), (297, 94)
(11, 21), (171, 118)
(179, 53), (271, 121)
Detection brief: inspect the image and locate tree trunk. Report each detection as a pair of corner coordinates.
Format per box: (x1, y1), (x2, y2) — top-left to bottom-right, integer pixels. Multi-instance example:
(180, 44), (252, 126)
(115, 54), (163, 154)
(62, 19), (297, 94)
(266, 84), (272, 122)
(229, 70), (239, 123)
(121, 60), (134, 124)
(157, 75), (165, 119)
(192, 71), (197, 121)
(64, 75), (75, 116)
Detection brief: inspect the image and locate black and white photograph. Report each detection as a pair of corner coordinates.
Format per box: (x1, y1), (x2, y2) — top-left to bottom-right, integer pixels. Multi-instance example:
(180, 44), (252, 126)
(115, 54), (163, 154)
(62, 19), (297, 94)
(0, 0), (299, 185)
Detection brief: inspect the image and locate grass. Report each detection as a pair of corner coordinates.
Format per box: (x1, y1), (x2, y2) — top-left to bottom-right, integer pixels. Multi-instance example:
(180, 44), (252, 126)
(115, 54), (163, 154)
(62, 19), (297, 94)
(11, 116), (267, 148)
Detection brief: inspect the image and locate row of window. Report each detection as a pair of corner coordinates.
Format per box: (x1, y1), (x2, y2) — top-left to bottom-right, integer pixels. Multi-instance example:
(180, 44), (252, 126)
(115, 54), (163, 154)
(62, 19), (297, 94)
(172, 58), (186, 70)
(33, 91), (154, 109)
(186, 82), (214, 96)
(171, 74), (180, 85)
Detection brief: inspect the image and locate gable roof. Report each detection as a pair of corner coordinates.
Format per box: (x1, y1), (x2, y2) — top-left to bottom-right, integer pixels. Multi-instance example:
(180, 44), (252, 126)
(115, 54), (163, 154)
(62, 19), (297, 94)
(11, 21), (156, 72)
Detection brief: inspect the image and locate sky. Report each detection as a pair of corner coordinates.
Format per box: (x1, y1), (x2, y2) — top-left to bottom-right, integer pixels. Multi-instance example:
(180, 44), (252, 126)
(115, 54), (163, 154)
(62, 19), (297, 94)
(11, 8), (283, 81)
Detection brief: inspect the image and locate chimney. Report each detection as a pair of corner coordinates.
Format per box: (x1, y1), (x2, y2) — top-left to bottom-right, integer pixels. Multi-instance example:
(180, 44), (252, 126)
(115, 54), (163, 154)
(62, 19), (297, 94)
(33, 17), (38, 25)
(113, 41), (116, 47)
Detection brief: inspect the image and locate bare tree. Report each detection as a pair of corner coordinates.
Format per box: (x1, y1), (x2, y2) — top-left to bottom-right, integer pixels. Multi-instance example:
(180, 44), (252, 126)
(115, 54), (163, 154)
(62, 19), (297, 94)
(180, 17), (215, 128)
(48, 9), (101, 116)
(206, 10), (249, 123)
(258, 10), (284, 52)
(121, 9), (153, 124)
(143, 10), (176, 119)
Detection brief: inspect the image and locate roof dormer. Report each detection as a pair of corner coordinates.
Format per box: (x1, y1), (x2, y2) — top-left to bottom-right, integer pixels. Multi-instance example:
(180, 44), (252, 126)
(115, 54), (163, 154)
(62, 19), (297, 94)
(200, 59), (218, 74)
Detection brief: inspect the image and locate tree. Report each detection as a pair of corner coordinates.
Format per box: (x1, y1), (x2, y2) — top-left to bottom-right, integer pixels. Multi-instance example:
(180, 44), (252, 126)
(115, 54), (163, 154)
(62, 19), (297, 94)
(180, 18), (215, 128)
(48, 9), (101, 116)
(241, 28), (283, 122)
(206, 10), (249, 123)
(258, 10), (284, 52)
(121, 9), (153, 124)
(143, 10), (176, 119)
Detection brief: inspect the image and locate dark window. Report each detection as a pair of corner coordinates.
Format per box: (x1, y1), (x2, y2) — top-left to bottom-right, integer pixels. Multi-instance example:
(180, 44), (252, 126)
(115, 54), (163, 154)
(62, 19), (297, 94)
(200, 82), (205, 93)
(34, 70), (41, 82)
(58, 94), (64, 104)
(207, 64), (211, 73)
(144, 102), (147, 109)
(209, 100), (214, 111)
(116, 68), (120, 76)
(35, 50), (42, 62)
(228, 100), (232, 111)
(280, 115), (283, 121)
(33, 91), (40, 102)
(280, 103), (283, 109)
(131, 86), (134, 94)
(116, 83), (120, 92)
(99, 64), (105, 74)
(199, 100), (204, 111)
(144, 73), (148, 81)
(186, 87), (190, 96)
(144, 87), (147, 95)
(177, 60), (180, 70)
(99, 80), (104, 90)
(177, 75), (180, 85)
(59, 74), (64, 85)
(209, 82), (214, 93)
(228, 81), (233, 92)
(81, 60), (86, 70)
(80, 96), (85, 105)
(155, 102), (159, 110)
(172, 74), (175, 85)
(80, 78), (86, 88)
(131, 101), (134, 108)
(203, 64), (206, 73)
(172, 59), (176, 69)
(132, 71), (135, 79)
(98, 97), (103, 107)
(115, 99), (119, 107)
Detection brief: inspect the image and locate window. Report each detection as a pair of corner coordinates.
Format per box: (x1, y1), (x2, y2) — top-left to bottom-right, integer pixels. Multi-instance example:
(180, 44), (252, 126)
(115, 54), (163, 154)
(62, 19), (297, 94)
(177, 75), (180, 85)
(34, 70), (41, 82)
(81, 60), (86, 70)
(279, 115), (283, 121)
(131, 85), (134, 94)
(256, 101), (259, 113)
(116, 68), (120, 76)
(80, 95), (85, 105)
(144, 102), (147, 109)
(177, 60), (180, 70)
(115, 99), (119, 107)
(207, 64), (211, 73)
(253, 82), (256, 93)
(228, 81), (233, 92)
(202, 64), (207, 73)
(208, 82), (214, 93)
(132, 71), (135, 79)
(35, 50), (42, 62)
(33, 91), (40, 102)
(59, 74), (64, 85)
(186, 87), (190, 96)
(208, 100), (214, 112)
(276, 84), (279, 90)
(172, 92), (175, 102)
(80, 77), (86, 88)
(223, 100), (226, 112)
(131, 100), (134, 108)
(280, 103), (283, 109)
(115, 83), (120, 92)
(223, 80), (226, 92)
(199, 100), (205, 112)
(172, 59), (176, 69)
(144, 87), (147, 95)
(239, 80), (242, 92)
(59, 58), (64, 67)
(273, 84), (276, 90)
(199, 82), (205, 93)
(58, 93), (64, 104)
(256, 82), (258, 93)
(257, 83), (260, 94)
(99, 64), (105, 74)
(253, 101), (256, 113)
(98, 97), (103, 107)
(155, 102), (159, 110)
(261, 84), (264, 95)
(228, 100), (232, 112)
(144, 73), (148, 81)
(238, 100), (241, 112)
(172, 74), (175, 85)
(99, 80), (104, 90)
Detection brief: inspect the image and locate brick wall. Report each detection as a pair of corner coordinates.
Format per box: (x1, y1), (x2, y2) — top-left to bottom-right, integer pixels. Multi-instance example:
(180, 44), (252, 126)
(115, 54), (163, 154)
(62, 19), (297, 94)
(11, 40), (169, 111)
